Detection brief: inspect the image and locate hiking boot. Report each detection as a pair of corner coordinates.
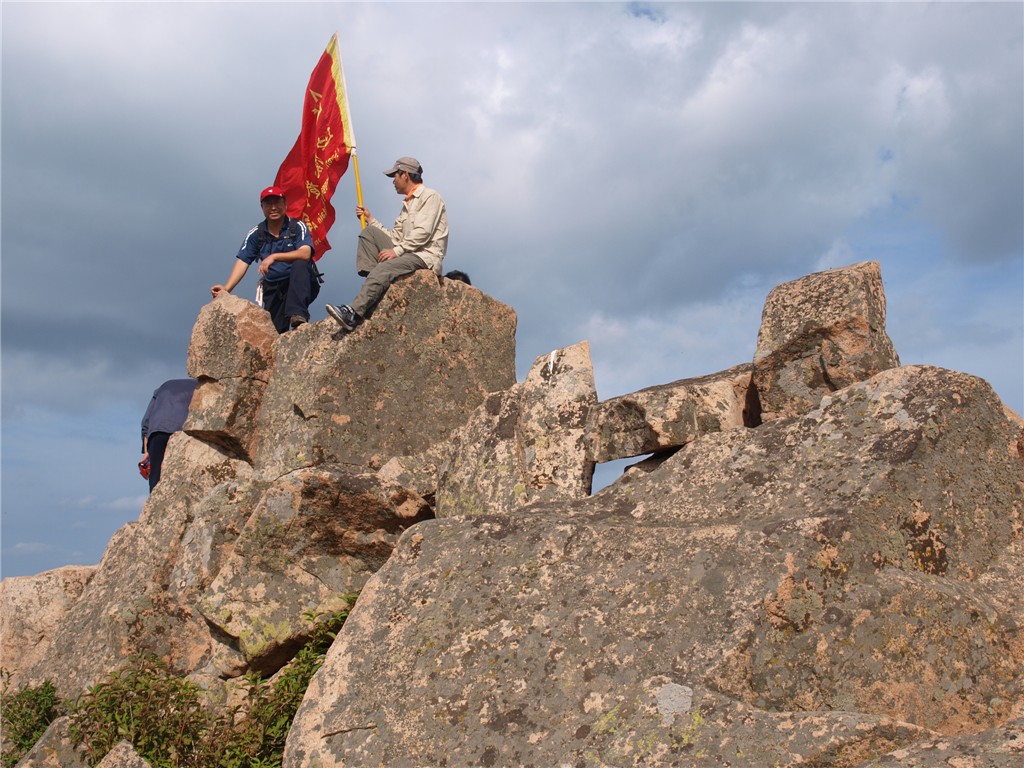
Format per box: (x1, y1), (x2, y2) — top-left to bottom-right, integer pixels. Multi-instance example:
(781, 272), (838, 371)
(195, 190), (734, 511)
(325, 303), (363, 331)
(289, 315), (307, 330)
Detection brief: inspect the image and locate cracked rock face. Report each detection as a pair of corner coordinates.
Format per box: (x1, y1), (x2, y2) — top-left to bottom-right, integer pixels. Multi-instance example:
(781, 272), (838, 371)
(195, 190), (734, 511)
(585, 363), (757, 463)
(185, 294), (278, 461)
(5, 271), (517, 703)
(436, 340), (597, 517)
(283, 365), (1024, 768)
(200, 466), (432, 672)
(252, 270), (517, 477)
(0, 566), (96, 683)
(753, 260), (900, 422)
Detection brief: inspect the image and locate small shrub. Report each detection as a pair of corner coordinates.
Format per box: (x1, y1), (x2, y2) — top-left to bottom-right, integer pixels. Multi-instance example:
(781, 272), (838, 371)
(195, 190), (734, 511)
(61, 596), (355, 767)
(69, 653), (210, 768)
(0, 670), (64, 768)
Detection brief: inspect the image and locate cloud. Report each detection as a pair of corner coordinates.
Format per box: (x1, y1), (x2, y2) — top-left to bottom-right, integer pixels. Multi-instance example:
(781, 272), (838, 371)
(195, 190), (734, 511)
(2, 1), (1021, 578)
(12, 542), (52, 555)
(106, 495), (149, 513)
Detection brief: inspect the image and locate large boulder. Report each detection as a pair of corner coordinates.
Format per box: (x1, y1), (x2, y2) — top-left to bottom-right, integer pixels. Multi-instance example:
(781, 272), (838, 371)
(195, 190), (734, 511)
(283, 366), (1024, 767)
(753, 260), (899, 421)
(7, 274), (516, 700)
(185, 293), (278, 461)
(435, 341), (596, 517)
(585, 363), (758, 463)
(0, 565), (95, 688)
(251, 271), (517, 478)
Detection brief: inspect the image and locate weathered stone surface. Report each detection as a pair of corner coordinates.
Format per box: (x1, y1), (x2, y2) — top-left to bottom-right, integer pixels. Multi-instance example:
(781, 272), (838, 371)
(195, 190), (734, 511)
(586, 363), (757, 463)
(376, 439), (452, 504)
(183, 376), (269, 462)
(436, 341), (597, 517)
(284, 513), (944, 768)
(7, 262), (1022, 767)
(11, 716), (88, 768)
(251, 270), (517, 478)
(753, 260), (899, 421)
(184, 294), (278, 461)
(186, 293), (277, 381)
(17, 435), (257, 696)
(0, 565), (95, 687)
(283, 366), (1023, 767)
(864, 717), (1024, 766)
(200, 465), (431, 672)
(95, 741), (153, 768)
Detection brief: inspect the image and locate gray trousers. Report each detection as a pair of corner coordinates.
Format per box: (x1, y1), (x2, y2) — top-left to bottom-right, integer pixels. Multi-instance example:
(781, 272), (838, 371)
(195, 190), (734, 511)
(351, 225), (428, 317)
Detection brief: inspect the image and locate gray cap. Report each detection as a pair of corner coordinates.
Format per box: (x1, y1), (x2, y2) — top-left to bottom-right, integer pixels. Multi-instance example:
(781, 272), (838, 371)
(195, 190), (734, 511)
(384, 156), (422, 176)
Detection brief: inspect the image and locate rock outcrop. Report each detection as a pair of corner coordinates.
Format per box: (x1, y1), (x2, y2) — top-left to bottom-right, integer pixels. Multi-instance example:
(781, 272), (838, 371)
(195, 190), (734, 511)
(436, 340), (597, 517)
(0, 566), (95, 677)
(753, 260), (900, 421)
(185, 293), (278, 461)
(13, 435), (258, 695)
(4, 261), (1022, 768)
(12, 716), (89, 767)
(586, 363), (758, 463)
(199, 466), (432, 673)
(94, 741), (152, 768)
(7, 271), (517, 700)
(250, 270), (516, 477)
(282, 365), (1024, 767)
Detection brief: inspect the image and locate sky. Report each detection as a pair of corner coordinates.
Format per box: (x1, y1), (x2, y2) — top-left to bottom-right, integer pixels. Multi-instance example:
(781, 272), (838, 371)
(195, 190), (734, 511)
(1, 1), (1021, 579)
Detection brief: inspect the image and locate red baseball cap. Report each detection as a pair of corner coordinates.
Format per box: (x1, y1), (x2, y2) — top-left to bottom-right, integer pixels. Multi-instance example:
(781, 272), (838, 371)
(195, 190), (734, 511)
(260, 186), (285, 201)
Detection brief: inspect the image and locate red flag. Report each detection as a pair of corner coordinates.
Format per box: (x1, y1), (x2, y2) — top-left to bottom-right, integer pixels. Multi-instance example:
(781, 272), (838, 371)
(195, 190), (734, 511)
(274, 34), (357, 260)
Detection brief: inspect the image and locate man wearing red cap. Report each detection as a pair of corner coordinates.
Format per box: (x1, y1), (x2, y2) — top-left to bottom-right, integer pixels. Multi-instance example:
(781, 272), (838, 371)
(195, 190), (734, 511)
(211, 186), (320, 332)
(325, 156), (448, 331)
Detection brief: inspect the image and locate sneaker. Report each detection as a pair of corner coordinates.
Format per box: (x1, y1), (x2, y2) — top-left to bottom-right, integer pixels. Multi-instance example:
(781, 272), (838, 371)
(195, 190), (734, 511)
(325, 303), (363, 331)
(289, 315), (307, 330)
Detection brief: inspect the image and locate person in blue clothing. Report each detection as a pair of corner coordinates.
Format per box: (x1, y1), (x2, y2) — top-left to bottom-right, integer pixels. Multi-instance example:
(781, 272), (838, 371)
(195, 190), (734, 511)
(211, 185), (320, 333)
(140, 378), (197, 492)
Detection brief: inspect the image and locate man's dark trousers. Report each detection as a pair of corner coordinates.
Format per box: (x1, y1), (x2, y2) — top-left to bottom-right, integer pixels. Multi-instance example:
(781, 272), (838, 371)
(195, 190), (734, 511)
(147, 431), (171, 492)
(262, 259), (320, 333)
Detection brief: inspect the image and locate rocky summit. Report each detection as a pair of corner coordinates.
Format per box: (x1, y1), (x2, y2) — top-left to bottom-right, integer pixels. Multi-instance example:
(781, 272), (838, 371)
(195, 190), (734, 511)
(2, 262), (1022, 767)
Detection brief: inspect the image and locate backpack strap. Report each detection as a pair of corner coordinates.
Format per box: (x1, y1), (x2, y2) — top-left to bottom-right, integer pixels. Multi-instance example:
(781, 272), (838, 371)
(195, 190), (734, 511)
(254, 219), (301, 255)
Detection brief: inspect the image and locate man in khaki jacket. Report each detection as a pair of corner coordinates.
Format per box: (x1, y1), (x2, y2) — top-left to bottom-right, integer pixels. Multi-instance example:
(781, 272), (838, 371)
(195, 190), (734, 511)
(326, 156), (448, 330)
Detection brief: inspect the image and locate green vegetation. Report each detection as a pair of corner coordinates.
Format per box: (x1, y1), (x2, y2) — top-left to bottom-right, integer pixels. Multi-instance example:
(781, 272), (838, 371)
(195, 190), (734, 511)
(0, 672), (64, 768)
(0, 601), (353, 768)
(69, 653), (210, 767)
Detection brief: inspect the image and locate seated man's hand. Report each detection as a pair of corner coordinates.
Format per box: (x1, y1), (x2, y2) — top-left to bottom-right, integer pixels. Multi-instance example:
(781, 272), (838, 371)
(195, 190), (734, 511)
(378, 249), (398, 262)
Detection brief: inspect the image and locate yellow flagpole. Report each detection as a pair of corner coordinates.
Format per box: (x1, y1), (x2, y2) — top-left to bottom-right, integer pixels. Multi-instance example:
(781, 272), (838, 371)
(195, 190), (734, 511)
(352, 151), (366, 229)
(328, 33), (366, 228)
